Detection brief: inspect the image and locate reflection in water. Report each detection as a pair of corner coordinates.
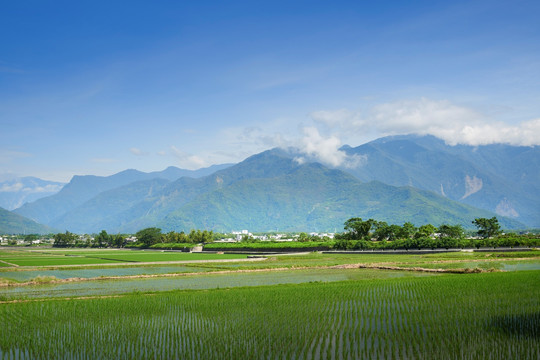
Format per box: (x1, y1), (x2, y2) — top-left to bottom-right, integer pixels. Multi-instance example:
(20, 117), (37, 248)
(0, 268), (435, 300)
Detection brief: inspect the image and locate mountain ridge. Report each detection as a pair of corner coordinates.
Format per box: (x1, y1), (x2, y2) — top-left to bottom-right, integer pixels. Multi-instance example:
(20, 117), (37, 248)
(0, 207), (54, 235)
(8, 135), (537, 234)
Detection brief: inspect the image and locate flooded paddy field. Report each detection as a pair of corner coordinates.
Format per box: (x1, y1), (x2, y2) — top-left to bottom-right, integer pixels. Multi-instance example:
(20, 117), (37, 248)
(0, 265), (210, 282)
(0, 267), (438, 300)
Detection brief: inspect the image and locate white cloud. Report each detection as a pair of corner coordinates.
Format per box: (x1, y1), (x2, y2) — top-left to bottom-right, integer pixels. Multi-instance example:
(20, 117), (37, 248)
(0, 182), (24, 192)
(170, 146), (208, 169)
(298, 127), (345, 167)
(0, 182), (63, 193)
(129, 147), (148, 156)
(296, 127), (366, 168)
(310, 98), (540, 147)
(25, 184), (64, 193)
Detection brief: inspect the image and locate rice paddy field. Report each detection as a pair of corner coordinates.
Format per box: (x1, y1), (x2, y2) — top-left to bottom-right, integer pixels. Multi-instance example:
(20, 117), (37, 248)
(0, 247), (539, 359)
(0, 249), (248, 267)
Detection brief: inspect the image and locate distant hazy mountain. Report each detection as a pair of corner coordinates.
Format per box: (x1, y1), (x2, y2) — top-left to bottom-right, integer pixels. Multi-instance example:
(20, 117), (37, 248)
(0, 207), (53, 234)
(14, 164), (232, 225)
(13, 136), (536, 233)
(30, 149), (523, 233)
(0, 177), (65, 210)
(51, 178), (171, 233)
(340, 135), (540, 227)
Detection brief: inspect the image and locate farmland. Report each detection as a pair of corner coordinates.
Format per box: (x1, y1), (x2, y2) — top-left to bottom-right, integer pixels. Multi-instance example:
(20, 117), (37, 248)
(0, 247), (539, 358)
(0, 249), (248, 267)
(1, 271), (539, 359)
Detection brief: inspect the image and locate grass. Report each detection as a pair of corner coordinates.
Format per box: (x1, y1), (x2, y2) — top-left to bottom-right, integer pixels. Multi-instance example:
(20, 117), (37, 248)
(0, 249), (248, 267)
(0, 249), (538, 358)
(0, 256), (121, 267)
(0, 271), (538, 359)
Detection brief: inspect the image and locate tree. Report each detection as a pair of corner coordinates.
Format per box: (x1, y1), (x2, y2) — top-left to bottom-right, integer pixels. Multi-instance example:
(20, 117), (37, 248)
(112, 234), (125, 248)
(240, 234), (258, 243)
(53, 231), (77, 247)
(415, 224), (437, 239)
(343, 218), (375, 240)
(188, 229), (214, 244)
(438, 224), (464, 239)
(297, 232), (310, 242)
(372, 221), (389, 241)
(135, 227), (162, 247)
(472, 217), (502, 239)
(24, 234), (38, 245)
(397, 222), (417, 239)
(94, 230), (111, 248)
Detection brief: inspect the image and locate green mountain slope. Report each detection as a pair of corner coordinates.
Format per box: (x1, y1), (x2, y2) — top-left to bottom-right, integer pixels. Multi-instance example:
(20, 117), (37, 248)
(156, 162), (523, 233)
(0, 207), (53, 234)
(341, 135), (540, 227)
(50, 179), (171, 233)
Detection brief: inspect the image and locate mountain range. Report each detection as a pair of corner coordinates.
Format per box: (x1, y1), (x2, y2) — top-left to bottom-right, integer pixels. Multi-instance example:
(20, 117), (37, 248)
(3, 135), (538, 234)
(339, 135), (539, 226)
(0, 206), (53, 235)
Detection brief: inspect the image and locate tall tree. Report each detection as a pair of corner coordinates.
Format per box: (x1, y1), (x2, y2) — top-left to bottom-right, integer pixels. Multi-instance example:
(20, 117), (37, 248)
(135, 227), (162, 247)
(438, 224), (464, 239)
(95, 230), (111, 248)
(415, 224), (437, 239)
(398, 222), (417, 239)
(344, 217), (375, 240)
(53, 231), (77, 247)
(473, 217), (502, 239)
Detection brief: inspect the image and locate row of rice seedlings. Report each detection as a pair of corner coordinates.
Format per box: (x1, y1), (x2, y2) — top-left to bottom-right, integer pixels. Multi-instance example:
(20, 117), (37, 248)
(0, 271), (538, 359)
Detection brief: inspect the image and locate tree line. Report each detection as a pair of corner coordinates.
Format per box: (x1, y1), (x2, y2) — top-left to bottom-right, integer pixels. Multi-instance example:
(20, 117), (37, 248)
(49, 216), (539, 249)
(52, 228), (218, 248)
(333, 216), (540, 250)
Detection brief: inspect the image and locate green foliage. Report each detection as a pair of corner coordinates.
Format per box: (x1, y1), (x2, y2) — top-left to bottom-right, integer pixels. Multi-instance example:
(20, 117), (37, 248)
(473, 217), (502, 238)
(135, 227), (162, 247)
(149, 243), (196, 250)
(203, 241), (335, 251)
(343, 218), (375, 240)
(398, 222), (417, 239)
(240, 234), (258, 243)
(297, 232), (310, 242)
(53, 231), (77, 247)
(23, 234), (39, 243)
(438, 224), (464, 239)
(415, 224), (437, 239)
(162, 231), (189, 243)
(94, 230), (111, 248)
(188, 229), (213, 244)
(0, 207), (53, 235)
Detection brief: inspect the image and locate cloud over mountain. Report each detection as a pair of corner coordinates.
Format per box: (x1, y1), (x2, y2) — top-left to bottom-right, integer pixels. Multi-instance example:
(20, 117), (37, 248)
(310, 98), (540, 147)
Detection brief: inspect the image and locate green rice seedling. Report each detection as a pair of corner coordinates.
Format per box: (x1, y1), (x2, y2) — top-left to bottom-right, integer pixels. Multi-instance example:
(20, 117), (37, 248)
(0, 271), (538, 359)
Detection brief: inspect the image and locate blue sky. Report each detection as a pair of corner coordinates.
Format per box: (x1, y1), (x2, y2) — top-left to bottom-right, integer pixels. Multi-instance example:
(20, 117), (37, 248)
(1, 0), (539, 182)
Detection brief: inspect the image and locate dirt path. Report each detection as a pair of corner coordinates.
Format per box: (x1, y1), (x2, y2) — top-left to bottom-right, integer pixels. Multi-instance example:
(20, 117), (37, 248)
(330, 263), (492, 273)
(0, 259), (18, 267)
